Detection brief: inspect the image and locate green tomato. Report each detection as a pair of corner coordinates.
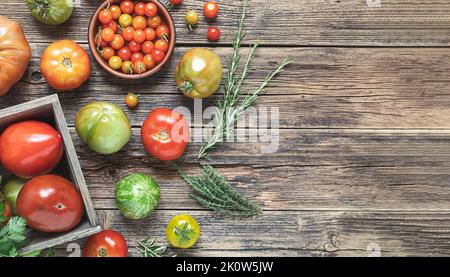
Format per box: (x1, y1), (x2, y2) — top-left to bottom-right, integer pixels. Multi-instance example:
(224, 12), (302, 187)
(26, 0), (74, 25)
(75, 102), (131, 155)
(115, 173), (160, 220)
(1, 176), (27, 213)
(175, 48), (223, 99)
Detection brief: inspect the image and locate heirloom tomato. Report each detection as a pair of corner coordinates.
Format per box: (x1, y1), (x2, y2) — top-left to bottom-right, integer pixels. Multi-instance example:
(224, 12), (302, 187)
(1, 176), (27, 213)
(25, 0), (73, 25)
(166, 214), (200, 249)
(175, 48), (222, 99)
(83, 230), (128, 257)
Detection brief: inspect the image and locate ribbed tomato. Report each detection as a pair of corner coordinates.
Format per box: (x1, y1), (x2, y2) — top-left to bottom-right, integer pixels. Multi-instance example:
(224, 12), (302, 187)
(83, 230), (128, 257)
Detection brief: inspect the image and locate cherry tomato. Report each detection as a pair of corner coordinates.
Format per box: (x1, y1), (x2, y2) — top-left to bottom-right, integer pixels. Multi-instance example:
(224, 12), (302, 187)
(203, 1), (219, 19)
(132, 16), (147, 30)
(121, 60), (133, 74)
(166, 214), (200, 249)
(156, 25), (170, 40)
(118, 47), (132, 61)
(144, 28), (156, 41)
(110, 5), (122, 20)
(128, 40), (142, 52)
(95, 35), (109, 48)
(102, 21), (118, 33)
(122, 26), (135, 41)
(101, 46), (115, 60)
(147, 15), (161, 29)
(98, 9), (113, 24)
(143, 54), (156, 70)
(168, 0), (183, 8)
(125, 93), (139, 108)
(109, 55), (123, 70)
(120, 0), (134, 14)
(131, 52), (144, 63)
(101, 27), (115, 42)
(83, 230), (128, 257)
(119, 14), (132, 27)
(151, 49), (165, 63)
(134, 2), (146, 16)
(142, 41), (154, 54)
(154, 39), (169, 52)
(0, 121), (63, 178)
(133, 29), (146, 43)
(110, 34), (125, 50)
(141, 108), (190, 161)
(16, 174), (84, 233)
(133, 60), (146, 74)
(185, 11), (198, 31)
(144, 2), (158, 17)
(207, 26), (221, 42)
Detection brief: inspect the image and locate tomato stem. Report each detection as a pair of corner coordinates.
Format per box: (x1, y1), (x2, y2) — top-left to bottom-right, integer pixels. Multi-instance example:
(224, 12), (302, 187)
(178, 81), (194, 94)
(62, 57), (72, 69)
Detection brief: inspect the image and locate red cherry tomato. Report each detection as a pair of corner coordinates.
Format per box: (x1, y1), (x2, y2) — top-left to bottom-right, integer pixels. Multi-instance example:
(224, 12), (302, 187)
(0, 121), (63, 178)
(207, 26), (221, 42)
(101, 27), (115, 42)
(133, 60), (147, 74)
(95, 35), (109, 48)
(98, 9), (113, 24)
(102, 21), (118, 33)
(132, 16), (147, 30)
(143, 54), (156, 70)
(16, 175), (84, 233)
(131, 52), (144, 63)
(144, 3), (158, 17)
(151, 49), (165, 63)
(101, 47), (115, 60)
(142, 41), (154, 54)
(154, 39), (169, 52)
(203, 1), (219, 19)
(118, 47), (132, 61)
(83, 230), (128, 257)
(110, 5), (122, 20)
(128, 40), (142, 52)
(144, 28), (156, 41)
(110, 34), (125, 50)
(120, 0), (134, 14)
(156, 25), (170, 40)
(169, 0), (183, 5)
(141, 108), (190, 161)
(122, 26), (135, 41)
(134, 2), (146, 16)
(133, 29), (146, 43)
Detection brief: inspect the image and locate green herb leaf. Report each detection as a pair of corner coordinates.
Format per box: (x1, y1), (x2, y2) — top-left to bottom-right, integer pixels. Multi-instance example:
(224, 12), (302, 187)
(136, 237), (174, 257)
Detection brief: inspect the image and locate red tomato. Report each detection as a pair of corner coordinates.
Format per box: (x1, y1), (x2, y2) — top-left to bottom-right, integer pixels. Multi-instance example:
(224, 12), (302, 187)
(132, 16), (147, 30)
(156, 25), (170, 39)
(83, 230), (128, 257)
(103, 21), (119, 33)
(203, 1), (219, 19)
(151, 49), (165, 63)
(118, 47), (132, 61)
(147, 15), (161, 29)
(0, 121), (63, 178)
(134, 2), (146, 16)
(143, 54), (156, 70)
(144, 28), (156, 41)
(16, 175), (84, 233)
(98, 9), (113, 24)
(101, 27), (115, 42)
(120, 0), (134, 14)
(141, 108), (190, 161)
(133, 60), (147, 74)
(122, 26), (135, 41)
(142, 41), (154, 54)
(95, 35), (109, 48)
(110, 5), (122, 20)
(110, 34), (125, 50)
(101, 47), (115, 60)
(154, 39), (169, 52)
(131, 52), (143, 63)
(207, 26), (221, 42)
(133, 29), (146, 43)
(128, 40), (142, 52)
(144, 3), (158, 17)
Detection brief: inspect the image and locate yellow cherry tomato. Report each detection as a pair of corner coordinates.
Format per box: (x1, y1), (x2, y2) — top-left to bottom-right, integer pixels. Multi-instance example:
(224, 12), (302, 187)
(185, 11), (198, 31)
(166, 214), (200, 249)
(119, 14), (132, 27)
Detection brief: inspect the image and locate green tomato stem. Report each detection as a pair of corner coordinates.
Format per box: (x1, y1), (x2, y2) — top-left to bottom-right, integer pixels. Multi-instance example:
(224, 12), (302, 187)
(178, 81), (194, 94)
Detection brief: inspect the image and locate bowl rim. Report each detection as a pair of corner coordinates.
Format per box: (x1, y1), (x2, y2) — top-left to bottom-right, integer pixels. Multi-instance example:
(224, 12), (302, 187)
(88, 0), (176, 79)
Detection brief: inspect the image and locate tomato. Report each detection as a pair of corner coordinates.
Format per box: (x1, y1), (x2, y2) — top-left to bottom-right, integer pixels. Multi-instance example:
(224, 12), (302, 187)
(203, 2), (219, 19)
(103, 20), (118, 33)
(156, 25), (170, 40)
(0, 193), (12, 226)
(175, 48), (223, 99)
(147, 15), (161, 29)
(108, 55), (123, 70)
(125, 93), (139, 108)
(0, 16), (32, 96)
(141, 108), (190, 161)
(144, 27), (156, 41)
(132, 16), (147, 30)
(133, 60), (146, 74)
(98, 9), (113, 24)
(118, 47), (132, 61)
(120, 0), (134, 14)
(40, 40), (91, 91)
(110, 5), (121, 20)
(151, 49), (165, 63)
(1, 176), (27, 213)
(154, 39), (169, 53)
(16, 174), (84, 233)
(26, 0), (73, 25)
(128, 40), (142, 53)
(122, 26), (135, 41)
(83, 230), (128, 257)
(95, 35), (109, 48)
(133, 29), (146, 43)
(119, 14), (132, 27)
(110, 34), (125, 50)
(134, 2), (146, 16)
(207, 26), (221, 42)
(166, 214), (200, 249)
(131, 52), (143, 63)
(143, 54), (156, 70)
(142, 41), (154, 54)
(121, 60), (133, 74)
(101, 46), (115, 60)
(185, 11), (198, 31)
(0, 121), (63, 178)
(75, 102), (131, 155)
(101, 27), (115, 42)
(168, 0), (183, 9)
(144, 3), (158, 17)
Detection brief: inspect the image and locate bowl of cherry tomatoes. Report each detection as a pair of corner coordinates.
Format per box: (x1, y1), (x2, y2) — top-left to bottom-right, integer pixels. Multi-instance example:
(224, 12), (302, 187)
(88, 0), (175, 79)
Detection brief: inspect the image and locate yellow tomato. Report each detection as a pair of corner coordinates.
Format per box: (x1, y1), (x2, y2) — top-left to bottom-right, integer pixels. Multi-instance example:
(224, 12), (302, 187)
(166, 214), (200, 249)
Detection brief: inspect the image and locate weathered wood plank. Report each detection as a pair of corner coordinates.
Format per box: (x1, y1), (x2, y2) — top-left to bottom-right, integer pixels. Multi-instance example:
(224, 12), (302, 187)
(50, 210), (450, 257)
(67, 128), (450, 211)
(3, 45), (450, 129)
(4, 0), (450, 46)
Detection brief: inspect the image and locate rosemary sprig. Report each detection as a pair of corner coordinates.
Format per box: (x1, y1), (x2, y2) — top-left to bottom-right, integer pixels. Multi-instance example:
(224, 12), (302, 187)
(137, 237), (174, 257)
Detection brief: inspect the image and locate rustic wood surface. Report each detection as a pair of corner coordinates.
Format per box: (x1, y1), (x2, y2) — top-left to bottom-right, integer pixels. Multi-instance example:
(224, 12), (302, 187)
(1, 0), (450, 256)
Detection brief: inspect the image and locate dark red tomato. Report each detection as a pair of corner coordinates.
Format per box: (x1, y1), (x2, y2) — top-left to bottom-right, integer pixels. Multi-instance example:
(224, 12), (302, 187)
(120, 0), (134, 14)
(118, 47), (132, 61)
(207, 26), (221, 41)
(16, 175), (84, 233)
(129, 40), (142, 53)
(151, 49), (165, 63)
(83, 230), (128, 257)
(141, 108), (190, 161)
(0, 121), (63, 178)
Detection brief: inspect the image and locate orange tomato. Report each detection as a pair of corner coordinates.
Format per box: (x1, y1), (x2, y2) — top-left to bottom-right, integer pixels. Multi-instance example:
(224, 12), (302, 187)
(40, 40), (91, 91)
(147, 15), (161, 29)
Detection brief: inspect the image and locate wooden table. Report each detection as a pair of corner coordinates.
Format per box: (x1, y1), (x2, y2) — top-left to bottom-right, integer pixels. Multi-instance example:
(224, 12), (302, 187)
(2, 0), (450, 257)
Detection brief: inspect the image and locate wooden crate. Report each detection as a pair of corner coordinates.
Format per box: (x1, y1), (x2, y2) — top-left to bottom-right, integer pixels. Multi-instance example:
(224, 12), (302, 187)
(0, 94), (101, 254)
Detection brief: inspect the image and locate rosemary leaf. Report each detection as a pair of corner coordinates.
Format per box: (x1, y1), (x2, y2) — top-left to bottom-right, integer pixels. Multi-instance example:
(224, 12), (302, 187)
(137, 237), (173, 257)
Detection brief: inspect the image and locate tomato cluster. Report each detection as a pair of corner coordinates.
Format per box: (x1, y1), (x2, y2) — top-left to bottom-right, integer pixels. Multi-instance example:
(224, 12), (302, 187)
(95, 1), (171, 75)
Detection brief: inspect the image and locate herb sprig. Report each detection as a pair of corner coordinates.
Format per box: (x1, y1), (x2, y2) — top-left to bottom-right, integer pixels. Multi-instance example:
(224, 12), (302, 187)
(137, 237), (174, 257)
